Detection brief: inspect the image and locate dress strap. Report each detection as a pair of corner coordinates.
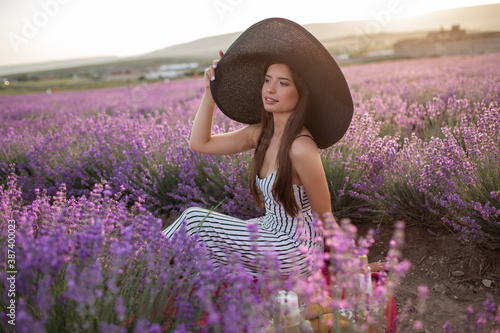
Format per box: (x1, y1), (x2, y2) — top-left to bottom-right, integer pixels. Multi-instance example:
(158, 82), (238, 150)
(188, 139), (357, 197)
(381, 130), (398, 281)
(295, 134), (315, 141)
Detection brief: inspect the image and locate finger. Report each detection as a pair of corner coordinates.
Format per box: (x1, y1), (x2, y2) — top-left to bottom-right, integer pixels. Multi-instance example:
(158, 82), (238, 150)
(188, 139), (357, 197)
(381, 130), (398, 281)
(204, 68), (213, 82)
(209, 59), (220, 81)
(210, 66), (216, 81)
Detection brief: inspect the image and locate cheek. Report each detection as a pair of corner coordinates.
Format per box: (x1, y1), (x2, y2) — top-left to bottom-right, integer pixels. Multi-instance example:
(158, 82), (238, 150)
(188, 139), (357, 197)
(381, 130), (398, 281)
(288, 90), (299, 107)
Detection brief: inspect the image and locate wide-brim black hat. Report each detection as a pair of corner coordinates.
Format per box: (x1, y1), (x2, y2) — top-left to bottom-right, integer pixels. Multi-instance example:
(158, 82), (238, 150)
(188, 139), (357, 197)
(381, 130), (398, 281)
(210, 17), (353, 149)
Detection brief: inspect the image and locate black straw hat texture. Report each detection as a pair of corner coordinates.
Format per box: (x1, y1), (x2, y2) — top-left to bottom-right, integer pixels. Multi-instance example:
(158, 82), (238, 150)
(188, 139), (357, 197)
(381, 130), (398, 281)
(210, 17), (353, 149)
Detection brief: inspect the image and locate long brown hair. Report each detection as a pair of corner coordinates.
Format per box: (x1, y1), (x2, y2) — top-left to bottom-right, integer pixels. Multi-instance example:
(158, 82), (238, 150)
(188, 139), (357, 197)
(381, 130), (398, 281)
(249, 62), (311, 217)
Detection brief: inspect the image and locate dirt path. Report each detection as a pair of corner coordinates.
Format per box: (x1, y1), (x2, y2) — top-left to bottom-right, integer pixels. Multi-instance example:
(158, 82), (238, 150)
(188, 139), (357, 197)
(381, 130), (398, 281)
(363, 222), (500, 332)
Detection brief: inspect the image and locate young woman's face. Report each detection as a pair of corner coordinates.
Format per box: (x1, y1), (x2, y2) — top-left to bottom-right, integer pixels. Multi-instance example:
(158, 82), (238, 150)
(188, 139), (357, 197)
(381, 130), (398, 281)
(261, 63), (299, 115)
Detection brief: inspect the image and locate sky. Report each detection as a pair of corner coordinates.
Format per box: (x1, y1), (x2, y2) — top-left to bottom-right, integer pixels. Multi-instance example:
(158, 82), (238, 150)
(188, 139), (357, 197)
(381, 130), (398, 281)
(1, 0), (499, 67)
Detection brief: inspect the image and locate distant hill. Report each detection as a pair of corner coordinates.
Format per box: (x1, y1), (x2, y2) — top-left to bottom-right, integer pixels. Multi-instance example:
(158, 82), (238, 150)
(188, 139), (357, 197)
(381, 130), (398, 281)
(141, 3), (500, 59)
(143, 32), (242, 59)
(2, 3), (499, 76)
(394, 3), (500, 32)
(0, 56), (119, 77)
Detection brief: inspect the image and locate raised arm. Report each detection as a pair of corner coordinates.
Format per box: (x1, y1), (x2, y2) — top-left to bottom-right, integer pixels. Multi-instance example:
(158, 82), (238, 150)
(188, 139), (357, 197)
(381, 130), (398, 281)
(189, 51), (261, 155)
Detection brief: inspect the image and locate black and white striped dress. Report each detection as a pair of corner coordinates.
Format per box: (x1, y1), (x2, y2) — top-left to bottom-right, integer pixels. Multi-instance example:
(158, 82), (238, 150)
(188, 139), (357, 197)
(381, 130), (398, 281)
(162, 169), (324, 277)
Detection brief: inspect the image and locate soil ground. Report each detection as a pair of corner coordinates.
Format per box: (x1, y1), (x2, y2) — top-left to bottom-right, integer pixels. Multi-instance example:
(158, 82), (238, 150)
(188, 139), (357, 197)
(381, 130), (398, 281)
(358, 222), (500, 332)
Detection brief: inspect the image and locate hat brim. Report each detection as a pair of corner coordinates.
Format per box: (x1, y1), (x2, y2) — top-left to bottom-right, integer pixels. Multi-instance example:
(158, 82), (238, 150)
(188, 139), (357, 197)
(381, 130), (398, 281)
(210, 17), (353, 149)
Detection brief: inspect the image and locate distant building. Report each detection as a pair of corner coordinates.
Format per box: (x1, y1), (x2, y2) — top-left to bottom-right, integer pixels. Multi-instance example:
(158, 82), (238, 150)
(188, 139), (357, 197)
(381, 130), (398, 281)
(146, 62), (199, 79)
(394, 25), (500, 58)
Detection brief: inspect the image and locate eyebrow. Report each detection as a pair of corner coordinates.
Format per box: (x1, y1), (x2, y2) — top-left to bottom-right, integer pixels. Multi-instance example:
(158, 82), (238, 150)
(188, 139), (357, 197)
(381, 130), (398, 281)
(265, 74), (292, 82)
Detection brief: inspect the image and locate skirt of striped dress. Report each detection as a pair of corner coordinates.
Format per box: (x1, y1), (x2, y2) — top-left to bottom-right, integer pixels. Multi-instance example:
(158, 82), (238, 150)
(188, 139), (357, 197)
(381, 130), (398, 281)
(162, 206), (323, 278)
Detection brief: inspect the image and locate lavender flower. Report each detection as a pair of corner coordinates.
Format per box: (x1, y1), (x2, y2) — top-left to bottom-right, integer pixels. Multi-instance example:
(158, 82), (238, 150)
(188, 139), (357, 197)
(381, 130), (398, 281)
(1, 52), (500, 331)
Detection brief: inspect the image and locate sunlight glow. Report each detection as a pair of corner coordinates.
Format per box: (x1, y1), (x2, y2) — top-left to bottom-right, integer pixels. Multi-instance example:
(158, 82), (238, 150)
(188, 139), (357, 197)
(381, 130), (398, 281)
(400, 0), (499, 17)
(0, 0), (498, 66)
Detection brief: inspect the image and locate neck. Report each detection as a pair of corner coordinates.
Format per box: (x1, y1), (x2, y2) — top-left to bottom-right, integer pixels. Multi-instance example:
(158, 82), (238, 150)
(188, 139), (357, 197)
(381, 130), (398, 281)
(272, 113), (289, 140)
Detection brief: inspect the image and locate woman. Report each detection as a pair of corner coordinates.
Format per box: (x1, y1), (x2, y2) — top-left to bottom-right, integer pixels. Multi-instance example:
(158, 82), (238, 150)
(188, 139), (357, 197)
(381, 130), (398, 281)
(162, 18), (356, 277)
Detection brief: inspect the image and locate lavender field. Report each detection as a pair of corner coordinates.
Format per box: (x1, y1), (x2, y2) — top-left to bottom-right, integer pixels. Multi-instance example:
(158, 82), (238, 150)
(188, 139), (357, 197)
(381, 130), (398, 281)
(1, 53), (499, 332)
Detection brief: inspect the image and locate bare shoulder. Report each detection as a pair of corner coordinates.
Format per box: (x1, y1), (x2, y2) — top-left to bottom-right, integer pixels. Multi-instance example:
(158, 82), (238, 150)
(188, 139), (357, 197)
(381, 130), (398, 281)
(289, 134), (319, 161)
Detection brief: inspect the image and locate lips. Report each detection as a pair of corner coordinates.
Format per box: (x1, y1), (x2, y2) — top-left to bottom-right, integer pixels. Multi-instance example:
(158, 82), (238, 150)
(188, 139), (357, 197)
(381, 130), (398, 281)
(264, 96), (278, 104)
